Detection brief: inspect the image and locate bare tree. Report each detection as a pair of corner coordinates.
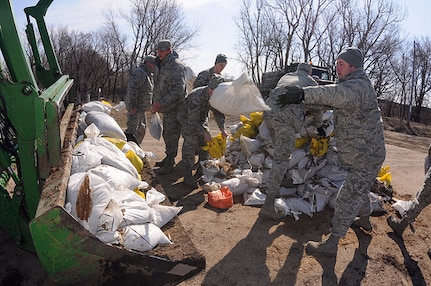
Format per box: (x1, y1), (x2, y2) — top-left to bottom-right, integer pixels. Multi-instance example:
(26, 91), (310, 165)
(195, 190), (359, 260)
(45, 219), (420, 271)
(235, 0), (269, 84)
(411, 37), (431, 122)
(116, 0), (198, 72)
(50, 27), (111, 101)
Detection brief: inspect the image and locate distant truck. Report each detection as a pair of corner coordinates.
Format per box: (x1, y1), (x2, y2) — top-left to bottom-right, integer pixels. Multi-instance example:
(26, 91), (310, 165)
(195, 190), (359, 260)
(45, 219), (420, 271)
(259, 63), (334, 98)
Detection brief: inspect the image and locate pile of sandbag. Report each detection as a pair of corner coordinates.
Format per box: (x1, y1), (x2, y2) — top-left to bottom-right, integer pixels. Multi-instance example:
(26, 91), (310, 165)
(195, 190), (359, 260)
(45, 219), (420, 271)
(65, 101), (180, 252)
(201, 110), (389, 220)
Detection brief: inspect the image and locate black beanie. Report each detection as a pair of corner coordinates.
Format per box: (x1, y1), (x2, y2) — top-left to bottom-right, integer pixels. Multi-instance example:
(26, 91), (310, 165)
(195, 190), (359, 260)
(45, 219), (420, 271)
(337, 47), (363, 68)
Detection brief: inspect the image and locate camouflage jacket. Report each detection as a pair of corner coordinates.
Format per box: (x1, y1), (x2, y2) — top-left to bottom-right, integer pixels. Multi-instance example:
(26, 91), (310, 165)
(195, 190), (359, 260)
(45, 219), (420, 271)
(177, 86), (225, 135)
(303, 68), (386, 168)
(193, 66), (216, 88)
(125, 63), (153, 111)
(153, 52), (187, 113)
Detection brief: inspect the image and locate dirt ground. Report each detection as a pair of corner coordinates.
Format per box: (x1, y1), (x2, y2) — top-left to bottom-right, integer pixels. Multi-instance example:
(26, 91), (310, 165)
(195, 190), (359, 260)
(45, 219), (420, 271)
(1, 111), (431, 286)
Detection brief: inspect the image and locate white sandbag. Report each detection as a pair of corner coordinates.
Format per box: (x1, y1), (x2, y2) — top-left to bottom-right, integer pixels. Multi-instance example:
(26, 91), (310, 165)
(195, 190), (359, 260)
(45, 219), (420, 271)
(200, 160), (221, 178)
(122, 223), (172, 252)
(123, 141), (146, 159)
(95, 199), (124, 244)
(315, 164), (347, 182)
(391, 199), (414, 217)
(279, 186), (297, 196)
(257, 120), (272, 143)
(85, 111), (126, 141)
(209, 73), (270, 116)
(274, 197), (302, 220)
(248, 153), (265, 169)
(287, 149), (307, 170)
(239, 135), (262, 156)
(221, 178), (249, 196)
(112, 101), (126, 112)
(243, 188), (265, 206)
(150, 204), (183, 228)
(370, 192), (386, 214)
(202, 182), (222, 192)
(72, 140), (103, 174)
(111, 190), (153, 227)
(83, 124), (139, 178)
(285, 197), (313, 217)
(89, 164), (141, 191)
(145, 188), (166, 206)
(149, 112), (163, 140)
(66, 172), (114, 235)
(312, 193), (330, 213)
(82, 101), (112, 114)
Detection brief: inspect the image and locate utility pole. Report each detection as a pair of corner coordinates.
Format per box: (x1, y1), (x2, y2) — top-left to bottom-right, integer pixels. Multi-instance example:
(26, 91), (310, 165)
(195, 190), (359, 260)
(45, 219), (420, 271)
(407, 41), (416, 127)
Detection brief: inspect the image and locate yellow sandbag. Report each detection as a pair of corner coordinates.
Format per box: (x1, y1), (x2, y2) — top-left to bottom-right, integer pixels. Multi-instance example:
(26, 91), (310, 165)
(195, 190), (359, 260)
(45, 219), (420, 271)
(309, 137), (329, 157)
(249, 111), (263, 127)
(103, 137), (127, 149)
(101, 99), (112, 107)
(126, 149), (144, 173)
(202, 133), (226, 159)
(295, 137), (310, 149)
(377, 165), (392, 187)
(232, 123), (257, 139)
(134, 189), (146, 199)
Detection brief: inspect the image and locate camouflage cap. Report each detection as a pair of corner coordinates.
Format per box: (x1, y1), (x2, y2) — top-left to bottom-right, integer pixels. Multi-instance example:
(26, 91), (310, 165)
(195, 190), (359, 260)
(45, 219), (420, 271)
(208, 75), (225, 89)
(157, 39), (172, 51)
(144, 55), (156, 65)
(297, 63), (312, 75)
(215, 54), (227, 64)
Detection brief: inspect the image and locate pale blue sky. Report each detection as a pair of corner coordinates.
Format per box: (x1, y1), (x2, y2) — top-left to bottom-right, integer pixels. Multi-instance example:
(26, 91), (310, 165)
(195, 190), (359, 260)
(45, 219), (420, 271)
(10, 0), (430, 78)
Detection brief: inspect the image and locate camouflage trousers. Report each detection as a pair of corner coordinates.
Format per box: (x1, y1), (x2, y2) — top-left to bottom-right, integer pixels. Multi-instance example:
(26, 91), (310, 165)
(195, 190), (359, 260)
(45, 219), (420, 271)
(180, 127), (207, 172)
(162, 110), (181, 158)
(404, 168), (431, 223)
(331, 163), (381, 237)
(125, 111), (147, 144)
(264, 104), (305, 196)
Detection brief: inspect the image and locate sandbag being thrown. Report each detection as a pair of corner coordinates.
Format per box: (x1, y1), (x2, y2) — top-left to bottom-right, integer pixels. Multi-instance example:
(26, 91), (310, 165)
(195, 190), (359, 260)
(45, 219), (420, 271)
(209, 73), (270, 116)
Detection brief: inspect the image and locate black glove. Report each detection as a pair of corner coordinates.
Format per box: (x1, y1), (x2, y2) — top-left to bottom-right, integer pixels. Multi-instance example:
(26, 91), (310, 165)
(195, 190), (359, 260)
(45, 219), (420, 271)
(276, 85), (304, 107)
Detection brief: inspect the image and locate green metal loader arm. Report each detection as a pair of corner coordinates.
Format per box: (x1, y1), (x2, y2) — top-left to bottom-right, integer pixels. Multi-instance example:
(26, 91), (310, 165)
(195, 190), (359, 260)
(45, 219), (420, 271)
(24, 0), (63, 88)
(0, 0), (74, 251)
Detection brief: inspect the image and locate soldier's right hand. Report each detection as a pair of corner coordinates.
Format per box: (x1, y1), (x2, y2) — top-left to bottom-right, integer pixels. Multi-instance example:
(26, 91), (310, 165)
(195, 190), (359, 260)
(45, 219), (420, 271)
(150, 102), (162, 113)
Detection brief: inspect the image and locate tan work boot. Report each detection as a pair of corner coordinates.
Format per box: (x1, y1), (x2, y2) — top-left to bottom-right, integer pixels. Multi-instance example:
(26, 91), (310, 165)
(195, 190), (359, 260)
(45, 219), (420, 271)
(306, 234), (340, 256)
(386, 215), (409, 236)
(351, 216), (373, 232)
(259, 194), (285, 221)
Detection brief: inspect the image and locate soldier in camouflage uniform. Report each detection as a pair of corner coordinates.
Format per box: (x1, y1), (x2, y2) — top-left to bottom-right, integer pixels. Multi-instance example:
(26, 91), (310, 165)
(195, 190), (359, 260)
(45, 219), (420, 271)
(386, 144), (431, 259)
(124, 55), (157, 144)
(276, 47), (386, 256)
(177, 75), (227, 188)
(193, 54), (227, 88)
(259, 63), (321, 220)
(151, 40), (187, 174)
